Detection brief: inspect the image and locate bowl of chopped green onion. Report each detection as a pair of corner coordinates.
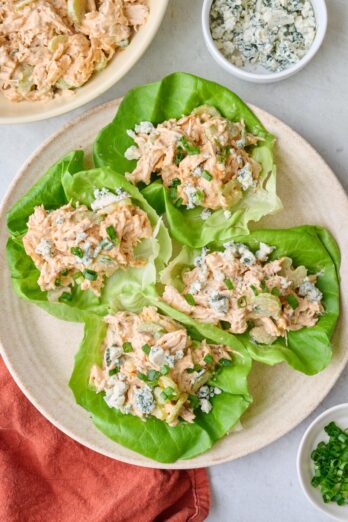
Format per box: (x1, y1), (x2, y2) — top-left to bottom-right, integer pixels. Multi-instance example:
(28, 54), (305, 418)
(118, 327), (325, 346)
(297, 404), (348, 521)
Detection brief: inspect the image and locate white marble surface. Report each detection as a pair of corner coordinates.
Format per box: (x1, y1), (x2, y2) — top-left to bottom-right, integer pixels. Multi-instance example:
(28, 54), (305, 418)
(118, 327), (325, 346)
(0, 1), (347, 520)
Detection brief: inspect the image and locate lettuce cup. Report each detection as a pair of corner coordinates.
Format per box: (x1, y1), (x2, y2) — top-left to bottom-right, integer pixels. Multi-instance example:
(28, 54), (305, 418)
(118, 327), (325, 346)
(156, 226), (340, 375)
(6, 151), (171, 322)
(70, 305), (252, 463)
(94, 72), (282, 248)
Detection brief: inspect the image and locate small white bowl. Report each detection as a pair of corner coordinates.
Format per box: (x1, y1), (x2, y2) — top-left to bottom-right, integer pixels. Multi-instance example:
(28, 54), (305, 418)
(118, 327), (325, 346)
(202, 0), (327, 83)
(0, 0), (168, 124)
(297, 404), (348, 521)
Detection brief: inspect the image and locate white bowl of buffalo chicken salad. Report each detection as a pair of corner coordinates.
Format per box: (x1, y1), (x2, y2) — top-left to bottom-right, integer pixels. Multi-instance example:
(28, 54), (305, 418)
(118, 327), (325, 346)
(0, 0), (168, 123)
(202, 0), (327, 83)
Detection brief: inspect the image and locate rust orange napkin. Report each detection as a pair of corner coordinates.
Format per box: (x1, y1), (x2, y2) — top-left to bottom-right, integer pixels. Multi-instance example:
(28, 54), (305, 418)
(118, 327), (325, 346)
(0, 357), (210, 522)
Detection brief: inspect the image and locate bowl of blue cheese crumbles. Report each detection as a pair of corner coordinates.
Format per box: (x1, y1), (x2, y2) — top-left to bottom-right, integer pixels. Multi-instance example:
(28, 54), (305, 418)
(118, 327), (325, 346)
(202, 0), (327, 83)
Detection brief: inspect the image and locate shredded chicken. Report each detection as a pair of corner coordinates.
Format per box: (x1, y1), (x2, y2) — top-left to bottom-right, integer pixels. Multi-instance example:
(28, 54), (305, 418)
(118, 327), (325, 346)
(0, 0), (148, 102)
(23, 190), (152, 296)
(162, 241), (324, 344)
(89, 306), (232, 425)
(124, 105), (262, 210)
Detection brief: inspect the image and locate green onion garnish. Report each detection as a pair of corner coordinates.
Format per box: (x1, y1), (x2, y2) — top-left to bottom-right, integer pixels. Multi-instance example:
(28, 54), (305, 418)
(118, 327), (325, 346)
(142, 344), (151, 355)
(311, 422), (348, 505)
(175, 151), (185, 165)
(204, 354), (213, 364)
(237, 296), (247, 308)
(55, 278), (61, 287)
(147, 369), (161, 382)
(83, 269), (97, 281)
(60, 269), (69, 276)
(161, 365), (170, 375)
(286, 294), (299, 309)
(186, 364), (202, 374)
(137, 372), (148, 382)
(271, 287), (280, 296)
(219, 358), (232, 367)
(59, 291), (72, 303)
(220, 320), (231, 330)
(160, 386), (176, 401)
(109, 367), (119, 376)
(184, 293), (196, 306)
(261, 280), (268, 292)
(71, 246), (83, 258)
(171, 178), (181, 187)
(178, 136), (200, 155)
(188, 394), (200, 409)
(250, 285), (258, 296)
(122, 342), (133, 353)
(106, 225), (117, 240)
(201, 170), (213, 181)
(224, 278), (234, 290)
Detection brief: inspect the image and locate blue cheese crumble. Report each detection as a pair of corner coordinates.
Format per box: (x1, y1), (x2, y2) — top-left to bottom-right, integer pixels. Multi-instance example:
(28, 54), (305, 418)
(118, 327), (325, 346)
(210, 0), (316, 72)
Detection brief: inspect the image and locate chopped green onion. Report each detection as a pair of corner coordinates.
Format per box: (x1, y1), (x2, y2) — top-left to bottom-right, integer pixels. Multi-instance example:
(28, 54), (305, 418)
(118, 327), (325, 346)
(186, 364), (202, 374)
(175, 151), (185, 165)
(109, 367), (119, 376)
(220, 320), (231, 330)
(59, 291), (72, 303)
(160, 386), (176, 401)
(311, 422), (348, 505)
(83, 269), (98, 281)
(184, 293), (196, 305)
(250, 285), (258, 296)
(174, 197), (183, 208)
(219, 358), (232, 367)
(106, 225), (117, 240)
(260, 280), (268, 292)
(188, 394), (200, 409)
(147, 369), (161, 382)
(60, 269), (69, 276)
(55, 278), (61, 287)
(122, 342), (133, 353)
(71, 246), (83, 258)
(224, 278), (234, 290)
(204, 354), (213, 364)
(286, 294), (299, 309)
(161, 365), (170, 375)
(201, 170), (213, 181)
(271, 287), (280, 296)
(137, 372), (148, 382)
(237, 296), (247, 308)
(142, 343), (151, 355)
(171, 178), (181, 187)
(178, 136), (200, 155)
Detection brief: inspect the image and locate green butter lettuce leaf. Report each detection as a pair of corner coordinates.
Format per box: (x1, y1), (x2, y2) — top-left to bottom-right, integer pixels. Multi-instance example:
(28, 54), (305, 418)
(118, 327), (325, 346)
(6, 155), (172, 322)
(69, 310), (252, 463)
(158, 226), (340, 375)
(93, 72), (282, 248)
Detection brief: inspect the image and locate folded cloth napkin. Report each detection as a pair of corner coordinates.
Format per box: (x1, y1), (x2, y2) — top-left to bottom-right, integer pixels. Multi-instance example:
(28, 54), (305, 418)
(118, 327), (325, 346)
(0, 357), (210, 522)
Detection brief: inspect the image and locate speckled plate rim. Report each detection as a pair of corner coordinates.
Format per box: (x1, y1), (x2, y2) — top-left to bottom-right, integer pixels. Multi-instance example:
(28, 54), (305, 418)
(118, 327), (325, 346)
(0, 99), (347, 469)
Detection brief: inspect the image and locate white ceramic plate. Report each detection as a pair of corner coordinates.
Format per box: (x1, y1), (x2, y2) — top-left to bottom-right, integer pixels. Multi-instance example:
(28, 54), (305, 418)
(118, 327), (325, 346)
(0, 0), (168, 124)
(0, 100), (347, 469)
(297, 404), (348, 521)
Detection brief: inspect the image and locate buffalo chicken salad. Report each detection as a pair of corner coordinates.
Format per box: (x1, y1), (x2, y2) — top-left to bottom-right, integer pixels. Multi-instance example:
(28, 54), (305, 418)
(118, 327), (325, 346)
(0, 0), (148, 102)
(162, 240), (324, 345)
(23, 189), (152, 298)
(90, 306), (235, 425)
(125, 105), (262, 213)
